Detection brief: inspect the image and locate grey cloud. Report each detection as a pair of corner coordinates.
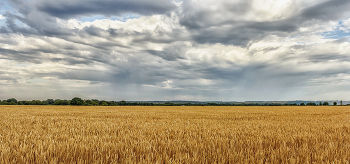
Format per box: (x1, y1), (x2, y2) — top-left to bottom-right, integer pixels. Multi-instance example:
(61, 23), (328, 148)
(51, 58), (95, 65)
(184, 19), (298, 46)
(39, 63), (169, 86)
(2, 0), (175, 39)
(290, 44), (308, 50)
(145, 42), (189, 61)
(0, 44), (98, 65)
(0, 48), (42, 64)
(2, 44), (349, 100)
(331, 38), (349, 43)
(146, 50), (183, 61)
(37, 0), (176, 19)
(222, 1), (252, 16)
(195, 66), (246, 80)
(1, 0), (350, 101)
(298, 0), (350, 21)
(170, 53), (350, 91)
(179, 0), (350, 46)
(306, 54), (350, 63)
(83, 26), (103, 37)
(3, 12), (72, 36)
(1, 0), (181, 56)
(0, 27), (10, 33)
(191, 28), (252, 46)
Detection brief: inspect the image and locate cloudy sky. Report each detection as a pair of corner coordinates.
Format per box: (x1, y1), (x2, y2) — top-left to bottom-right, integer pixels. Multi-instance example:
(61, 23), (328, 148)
(0, 0), (350, 101)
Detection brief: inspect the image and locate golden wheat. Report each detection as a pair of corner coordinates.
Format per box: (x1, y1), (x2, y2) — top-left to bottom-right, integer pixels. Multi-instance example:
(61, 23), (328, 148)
(0, 106), (350, 163)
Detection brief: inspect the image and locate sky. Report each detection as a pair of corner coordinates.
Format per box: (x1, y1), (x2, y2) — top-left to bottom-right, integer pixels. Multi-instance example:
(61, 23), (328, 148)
(0, 0), (350, 101)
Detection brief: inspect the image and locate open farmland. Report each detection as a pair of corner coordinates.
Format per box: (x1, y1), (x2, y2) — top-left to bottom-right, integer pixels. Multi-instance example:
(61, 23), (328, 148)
(0, 106), (350, 163)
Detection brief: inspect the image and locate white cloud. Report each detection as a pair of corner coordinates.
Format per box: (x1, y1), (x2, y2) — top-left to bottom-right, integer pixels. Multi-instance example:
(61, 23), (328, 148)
(339, 18), (350, 32)
(343, 18), (350, 27)
(0, 15), (5, 19)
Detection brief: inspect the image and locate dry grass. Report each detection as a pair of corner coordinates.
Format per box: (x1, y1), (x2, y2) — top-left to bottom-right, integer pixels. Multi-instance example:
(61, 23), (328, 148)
(0, 106), (350, 163)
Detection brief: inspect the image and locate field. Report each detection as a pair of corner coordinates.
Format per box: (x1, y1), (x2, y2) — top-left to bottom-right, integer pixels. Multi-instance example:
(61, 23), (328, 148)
(0, 106), (350, 163)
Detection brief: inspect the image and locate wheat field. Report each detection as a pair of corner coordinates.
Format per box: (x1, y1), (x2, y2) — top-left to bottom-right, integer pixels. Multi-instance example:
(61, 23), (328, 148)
(0, 106), (350, 163)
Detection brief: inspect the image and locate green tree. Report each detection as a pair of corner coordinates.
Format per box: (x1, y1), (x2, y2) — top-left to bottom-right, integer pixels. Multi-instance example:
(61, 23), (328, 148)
(31, 100), (43, 105)
(92, 99), (98, 104)
(70, 97), (84, 106)
(306, 102), (316, 106)
(7, 98), (17, 104)
(9, 102), (16, 105)
(53, 100), (62, 105)
(99, 101), (106, 106)
(108, 101), (118, 106)
(62, 100), (70, 105)
(53, 100), (69, 105)
(300, 103), (305, 106)
(323, 102), (329, 105)
(91, 101), (99, 106)
(119, 100), (127, 106)
(83, 102), (91, 106)
(333, 102), (337, 106)
(319, 102), (322, 106)
(46, 99), (55, 105)
(165, 102), (175, 106)
(101, 102), (108, 106)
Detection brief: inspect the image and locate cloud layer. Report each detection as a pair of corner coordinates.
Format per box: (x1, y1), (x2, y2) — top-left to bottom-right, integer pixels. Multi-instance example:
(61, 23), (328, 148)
(0, 0), (349, 101)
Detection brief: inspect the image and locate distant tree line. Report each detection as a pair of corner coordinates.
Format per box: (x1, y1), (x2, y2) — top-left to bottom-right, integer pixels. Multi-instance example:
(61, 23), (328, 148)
(0, 97), (345, 106)
(0, 97), (119, 106)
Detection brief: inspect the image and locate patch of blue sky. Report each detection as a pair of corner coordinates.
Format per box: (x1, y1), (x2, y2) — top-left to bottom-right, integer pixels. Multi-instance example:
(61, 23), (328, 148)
(322, 21), (350, 40)
(322, 30), (350, 40)
(0, 1), (14, 27)
(0, 18), (5, 27)
(13, 19), (29, 28)
(0, 18), (29, 29)
(0, 0), (13, 11)
(0, 16), (31, 29)
(78, 14), (140, 22)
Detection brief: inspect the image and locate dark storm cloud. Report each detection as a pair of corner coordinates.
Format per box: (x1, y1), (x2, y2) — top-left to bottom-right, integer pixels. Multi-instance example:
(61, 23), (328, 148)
(37, 0), (176, 19)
